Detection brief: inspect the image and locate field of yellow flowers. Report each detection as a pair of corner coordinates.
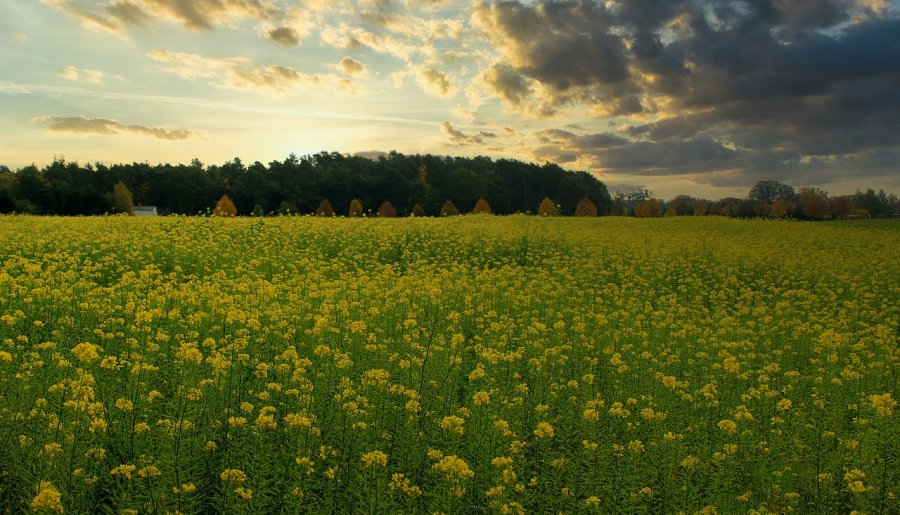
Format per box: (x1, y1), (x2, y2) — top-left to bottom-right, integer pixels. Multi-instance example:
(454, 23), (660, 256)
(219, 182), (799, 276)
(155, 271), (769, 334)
(0, 215), (897, 514)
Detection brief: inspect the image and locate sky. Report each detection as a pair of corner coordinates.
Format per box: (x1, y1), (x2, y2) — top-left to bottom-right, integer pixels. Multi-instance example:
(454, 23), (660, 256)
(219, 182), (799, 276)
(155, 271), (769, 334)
(2, 0), (899, 199)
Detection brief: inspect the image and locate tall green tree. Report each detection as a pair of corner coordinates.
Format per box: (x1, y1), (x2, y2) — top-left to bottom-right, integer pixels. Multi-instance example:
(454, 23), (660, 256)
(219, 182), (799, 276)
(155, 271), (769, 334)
(749, 181), (796, 204)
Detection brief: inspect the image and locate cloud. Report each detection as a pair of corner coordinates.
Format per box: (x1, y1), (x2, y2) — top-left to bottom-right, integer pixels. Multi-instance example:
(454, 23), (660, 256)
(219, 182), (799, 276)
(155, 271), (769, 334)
(1, 80), (439, 127)
(32, 115), (203, 140)
(147, 49), (360, 94)
(39, 0), (285, 38)
(320, 23), (417, 59)
(478, 63), (529, 107)
(471, 0), (638, 115)
(415, 67), (455, 97)
(461, 0), (900, 188)
(339, 56), (366, 75)
(441, 121), (487, 145)
(14, 32), (28, 43)
(0, 81), (32, 95)
(354, 150), (389, 160)
(268, 27), (300, 46)
(58, 66), (105, 85)
(58, 66), (80, 82)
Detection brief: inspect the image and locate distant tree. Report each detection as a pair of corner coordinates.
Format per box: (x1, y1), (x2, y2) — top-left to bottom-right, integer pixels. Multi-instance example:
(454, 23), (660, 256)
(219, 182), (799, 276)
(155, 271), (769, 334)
(665, 205), (677, 217)
(213, 194), (237, 217)
(538, 197), (558, 216)
(721, 203), (734, 217)
(668, 195), (696, 216)
(613, 189), (651, 216)
(830, 196), (851, 219)
(472, 197), (492, 214)
(316, 199), (335, 217)
(348, 199), (364, 217)
(440, 200), (460, 216)
(851, 189), (890, 218)
(0, 171), (14, 212)
(638, 198), (661, 217)
(251, 203), (266, 217)
(693, 201), (709, 216)
(377, 201), (397, 218)
(750, 180), (796, 204)
(112, 182), (134, 215)
(769, 197), (788, 218)
(575, 197), (597, 216)
(411, 203), (426, 217)
(277, 201), (296, 215)
(753, 200), (771, 217)
(799, 187), (830, 220)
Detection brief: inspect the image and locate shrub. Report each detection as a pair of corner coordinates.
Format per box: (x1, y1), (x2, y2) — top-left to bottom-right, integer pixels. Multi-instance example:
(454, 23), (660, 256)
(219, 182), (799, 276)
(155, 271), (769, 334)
(377, 201), (397, 218)
(574, 197), (597, 217)
(538, 197), (557, 217)
(214, 194), (237, 217)
(411, 204), (426, 217)
(316, 199), (335, 217)
(348, 199), (364, 217)
(472, 198), (492, 215)
(440, 200), (460, 217)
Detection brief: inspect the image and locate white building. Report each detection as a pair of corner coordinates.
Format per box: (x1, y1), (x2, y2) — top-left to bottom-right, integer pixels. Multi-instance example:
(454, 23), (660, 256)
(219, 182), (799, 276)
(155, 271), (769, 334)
(133, 206), (158, 216)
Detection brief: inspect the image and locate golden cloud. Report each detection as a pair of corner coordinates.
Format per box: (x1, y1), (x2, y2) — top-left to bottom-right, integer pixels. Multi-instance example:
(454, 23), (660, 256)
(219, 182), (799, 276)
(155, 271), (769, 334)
(32, 115), (204, 140)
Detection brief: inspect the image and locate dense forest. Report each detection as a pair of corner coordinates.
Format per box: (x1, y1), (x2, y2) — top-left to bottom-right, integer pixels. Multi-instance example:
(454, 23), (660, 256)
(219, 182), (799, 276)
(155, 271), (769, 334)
(0, 153), (897, 219)
(0, 152), (611, 216)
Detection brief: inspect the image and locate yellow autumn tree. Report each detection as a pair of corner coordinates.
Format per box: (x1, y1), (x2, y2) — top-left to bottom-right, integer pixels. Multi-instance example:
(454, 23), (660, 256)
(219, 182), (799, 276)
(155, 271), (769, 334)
(538, 197), (558, 216)
(574, 197), (597, 217)
(348, 199), (364, 217)
(472, 198), (492, 214)
(411, 204), (426, 217)
(214, 194), (237, 217)
(377, 201), (397, 218)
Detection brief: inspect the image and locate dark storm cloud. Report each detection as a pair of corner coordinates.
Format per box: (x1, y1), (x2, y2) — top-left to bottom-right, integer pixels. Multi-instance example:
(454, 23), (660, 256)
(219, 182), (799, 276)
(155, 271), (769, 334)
(473, 0), (638, 113)
(476, 0), (900, 188)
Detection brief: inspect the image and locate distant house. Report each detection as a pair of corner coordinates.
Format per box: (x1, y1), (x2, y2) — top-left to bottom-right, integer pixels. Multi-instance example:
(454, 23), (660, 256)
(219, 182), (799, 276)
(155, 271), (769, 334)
(134, 206), (158, 216)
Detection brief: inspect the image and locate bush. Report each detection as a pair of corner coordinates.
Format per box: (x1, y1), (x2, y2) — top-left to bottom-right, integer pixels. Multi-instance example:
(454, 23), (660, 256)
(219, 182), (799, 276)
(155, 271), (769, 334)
(440, 200), (460, 217)
(574, 197), (597, 217)
(411, 204), (426, 217)
(472, 198), (492, 215)
(377, 201), (397, 218)
(348, 199), (364, 217)
(538, 197), (557, 217)
(214, 194), (237, 217)
(316, 199), (335, 217)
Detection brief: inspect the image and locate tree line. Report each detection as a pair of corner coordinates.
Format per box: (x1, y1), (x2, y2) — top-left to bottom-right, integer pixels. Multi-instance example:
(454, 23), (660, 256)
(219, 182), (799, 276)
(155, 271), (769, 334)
(0, 155), (896, 219)
(0, 152), (612, 217)
(613, 180), (899, 220)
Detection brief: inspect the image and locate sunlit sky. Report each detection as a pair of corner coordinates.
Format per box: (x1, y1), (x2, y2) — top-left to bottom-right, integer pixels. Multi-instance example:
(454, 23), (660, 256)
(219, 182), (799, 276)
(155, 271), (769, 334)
(2, 0), (899, 198)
